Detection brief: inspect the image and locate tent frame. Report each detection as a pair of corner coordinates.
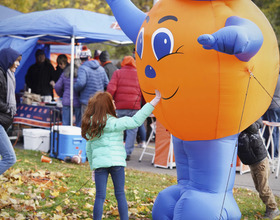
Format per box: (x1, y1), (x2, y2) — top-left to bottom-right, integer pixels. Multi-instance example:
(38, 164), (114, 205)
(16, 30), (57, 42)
(0, 34), (131, 126)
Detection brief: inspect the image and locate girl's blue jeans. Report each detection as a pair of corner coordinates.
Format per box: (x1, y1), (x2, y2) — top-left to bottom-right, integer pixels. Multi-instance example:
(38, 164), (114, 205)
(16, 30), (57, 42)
(0, 125), (16, 174)
(93, 166), (128, 220)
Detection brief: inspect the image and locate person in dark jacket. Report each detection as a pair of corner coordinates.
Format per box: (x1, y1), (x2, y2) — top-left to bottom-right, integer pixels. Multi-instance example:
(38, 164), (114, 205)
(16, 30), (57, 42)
(0, 47), (22, 174)
(25, 49), (55, 102)
(238, 118), (280, 219)
(99, 50), (118, 81)
(55, 58), (81, 127)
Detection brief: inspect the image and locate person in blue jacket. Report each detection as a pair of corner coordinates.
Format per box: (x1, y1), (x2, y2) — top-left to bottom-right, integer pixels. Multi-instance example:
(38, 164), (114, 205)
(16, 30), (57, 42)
(0, 47), (22, 175)
(81, 90), (161, 220)
(74, 51), (109, 118)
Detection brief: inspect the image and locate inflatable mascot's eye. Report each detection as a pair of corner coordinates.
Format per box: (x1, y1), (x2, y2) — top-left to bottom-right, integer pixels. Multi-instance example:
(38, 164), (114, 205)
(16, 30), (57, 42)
(152, 27), (174, 60)
(136, 28), (144, 59)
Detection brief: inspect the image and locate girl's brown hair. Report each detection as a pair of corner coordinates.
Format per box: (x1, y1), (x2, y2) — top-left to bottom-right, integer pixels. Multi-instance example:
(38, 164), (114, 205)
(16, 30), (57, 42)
(81, 92), (117, 140)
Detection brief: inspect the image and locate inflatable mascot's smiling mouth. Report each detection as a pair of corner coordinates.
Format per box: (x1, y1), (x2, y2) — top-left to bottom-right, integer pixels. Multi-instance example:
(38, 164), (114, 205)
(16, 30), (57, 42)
(106, 0), (279, 219)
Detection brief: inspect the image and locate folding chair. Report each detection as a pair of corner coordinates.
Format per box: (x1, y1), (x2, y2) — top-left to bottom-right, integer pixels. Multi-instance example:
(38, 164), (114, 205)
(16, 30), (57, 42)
(259, 123), (272, 162)
(274, 126), (280, 178)
(260, 120), (277, 172)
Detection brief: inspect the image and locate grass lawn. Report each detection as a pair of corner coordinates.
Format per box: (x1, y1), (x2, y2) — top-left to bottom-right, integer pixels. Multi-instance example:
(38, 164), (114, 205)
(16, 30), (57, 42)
(0, 148), (279, 219)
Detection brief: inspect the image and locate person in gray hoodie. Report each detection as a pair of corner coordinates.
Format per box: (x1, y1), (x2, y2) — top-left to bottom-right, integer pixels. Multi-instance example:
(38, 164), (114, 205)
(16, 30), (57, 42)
(0, 47), (21, 174)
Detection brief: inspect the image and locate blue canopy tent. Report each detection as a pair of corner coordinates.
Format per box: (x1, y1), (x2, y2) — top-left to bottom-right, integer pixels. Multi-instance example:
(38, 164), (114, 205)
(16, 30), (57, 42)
(0, 8), (131, 125)
(0, 8), (131, 44)
(0, 5), (35, 96)
(0, 5), (22, 20)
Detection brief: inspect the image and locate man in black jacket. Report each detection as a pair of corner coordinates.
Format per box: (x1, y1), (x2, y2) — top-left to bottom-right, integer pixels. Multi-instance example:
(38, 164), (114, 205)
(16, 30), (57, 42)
(25, 49), (55, 102)
(238, 118), (280, 219)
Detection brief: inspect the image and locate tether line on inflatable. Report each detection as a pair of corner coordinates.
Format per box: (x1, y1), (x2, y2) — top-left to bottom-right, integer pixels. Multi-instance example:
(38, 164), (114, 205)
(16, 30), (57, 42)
(219, 69), (253, 219)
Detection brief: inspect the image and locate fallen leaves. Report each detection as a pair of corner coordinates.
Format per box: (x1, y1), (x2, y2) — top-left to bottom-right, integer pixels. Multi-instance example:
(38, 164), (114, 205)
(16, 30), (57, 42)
(1, 149), (181, 219)
(0, 166), (158, 219)
(0, 167), (94, 219)
(50, 189), (60, 198)
(84, 202), (93, 210)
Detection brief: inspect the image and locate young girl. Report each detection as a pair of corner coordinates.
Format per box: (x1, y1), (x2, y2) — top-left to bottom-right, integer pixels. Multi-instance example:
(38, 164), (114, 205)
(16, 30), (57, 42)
(81, 90), (161, 220)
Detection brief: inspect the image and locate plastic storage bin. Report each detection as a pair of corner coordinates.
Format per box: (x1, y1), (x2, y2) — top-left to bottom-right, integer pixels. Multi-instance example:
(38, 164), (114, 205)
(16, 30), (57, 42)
(23, 129), (50, 152)
(50, 125), (86, 163)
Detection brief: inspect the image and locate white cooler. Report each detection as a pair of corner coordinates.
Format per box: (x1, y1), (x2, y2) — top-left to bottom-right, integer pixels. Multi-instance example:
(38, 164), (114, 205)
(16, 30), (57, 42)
(22, 128), (50, 152)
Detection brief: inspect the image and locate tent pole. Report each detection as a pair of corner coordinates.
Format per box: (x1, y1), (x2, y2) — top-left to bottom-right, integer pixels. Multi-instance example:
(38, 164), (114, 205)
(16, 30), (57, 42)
(70, 36), (75, 126)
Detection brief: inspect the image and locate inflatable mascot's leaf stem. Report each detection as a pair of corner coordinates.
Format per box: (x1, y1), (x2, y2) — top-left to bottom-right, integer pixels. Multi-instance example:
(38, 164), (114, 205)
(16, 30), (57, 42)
(106, 0), (279, 219)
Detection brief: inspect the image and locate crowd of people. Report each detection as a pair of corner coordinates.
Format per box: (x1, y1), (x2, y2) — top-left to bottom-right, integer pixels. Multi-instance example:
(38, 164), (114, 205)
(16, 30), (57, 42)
(23, 46), (149, 160)
(0, 45), (279, 219)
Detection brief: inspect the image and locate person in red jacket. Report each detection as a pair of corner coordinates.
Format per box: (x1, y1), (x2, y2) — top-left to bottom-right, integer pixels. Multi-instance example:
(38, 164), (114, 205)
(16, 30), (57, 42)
(107, 56), (142, 161)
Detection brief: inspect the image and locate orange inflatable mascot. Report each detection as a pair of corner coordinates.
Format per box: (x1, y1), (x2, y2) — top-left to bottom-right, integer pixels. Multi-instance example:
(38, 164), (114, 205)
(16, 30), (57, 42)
(106, 0), (279, 219)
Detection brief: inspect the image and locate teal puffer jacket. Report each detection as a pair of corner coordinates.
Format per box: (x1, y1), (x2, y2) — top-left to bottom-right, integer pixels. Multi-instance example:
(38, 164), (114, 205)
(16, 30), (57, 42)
(86, 103), (154, 170)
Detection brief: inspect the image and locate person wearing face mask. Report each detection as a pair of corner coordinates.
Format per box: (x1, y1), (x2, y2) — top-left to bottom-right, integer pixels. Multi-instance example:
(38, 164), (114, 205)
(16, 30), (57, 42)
(0, 47), (22, 175)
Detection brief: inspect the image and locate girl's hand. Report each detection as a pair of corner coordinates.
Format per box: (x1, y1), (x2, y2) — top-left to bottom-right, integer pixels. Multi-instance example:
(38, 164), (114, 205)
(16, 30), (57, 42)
(150, 90), (161, 106)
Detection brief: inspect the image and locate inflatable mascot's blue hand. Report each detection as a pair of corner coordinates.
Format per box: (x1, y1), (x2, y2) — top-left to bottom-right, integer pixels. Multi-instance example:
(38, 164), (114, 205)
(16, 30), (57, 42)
(197, 16), (263, 62)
